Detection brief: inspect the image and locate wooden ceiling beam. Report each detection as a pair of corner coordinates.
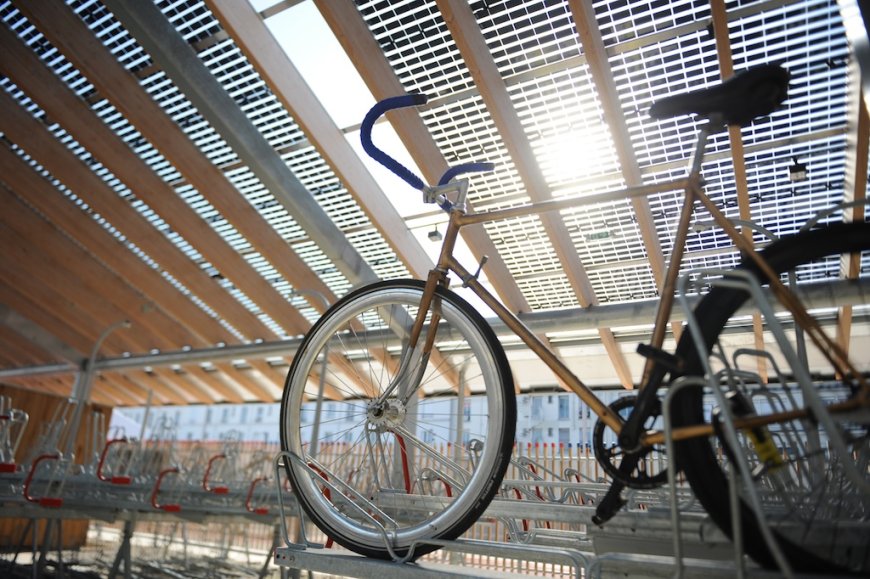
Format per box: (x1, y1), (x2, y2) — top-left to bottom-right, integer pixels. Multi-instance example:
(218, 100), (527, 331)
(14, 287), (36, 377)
(182, 364), (246, 404)
(206, 0), (434, 281)
(1, 190), (199, 352)
(150, 367), (214, 405)
(0, 300), (84, 364)
(0, 90), (273, 343)
(0, 20), (310, 337)
(126, 369), (190, 406)
(101, 0), (382, 293)
(436, 0), (634, 388)
(94, 374), (146, 407)
(0, 264), (134, 356)
(569, 0), (667, 288)
(436, 0), (595, 306)
(86, 376), (128, 407)
(212, 361), (278, 402)
(837, 65), (869, 355)
(568, 0), (677, 388)
(710, 0), (770, 382)
(101, 371), (169, 406)
(241, 359), (286, 398)
(0, 256), (143, 356)
(0, 147), (234, 348)
(0, 324), (54, 367)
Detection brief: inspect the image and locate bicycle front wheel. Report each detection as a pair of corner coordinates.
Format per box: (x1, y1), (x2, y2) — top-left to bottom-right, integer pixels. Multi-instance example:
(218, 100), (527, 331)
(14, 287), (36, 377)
(673, 222), (870, 573)
(280, 279), (515, 559)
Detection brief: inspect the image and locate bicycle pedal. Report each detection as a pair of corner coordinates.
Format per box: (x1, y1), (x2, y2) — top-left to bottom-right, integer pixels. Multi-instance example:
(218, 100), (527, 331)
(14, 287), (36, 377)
(636, 343), (682, 372)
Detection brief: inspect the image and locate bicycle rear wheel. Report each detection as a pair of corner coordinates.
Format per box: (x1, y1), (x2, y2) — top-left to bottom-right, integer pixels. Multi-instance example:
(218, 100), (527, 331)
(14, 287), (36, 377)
(280, 279), (515, 559)
(673, 221), (870, 573)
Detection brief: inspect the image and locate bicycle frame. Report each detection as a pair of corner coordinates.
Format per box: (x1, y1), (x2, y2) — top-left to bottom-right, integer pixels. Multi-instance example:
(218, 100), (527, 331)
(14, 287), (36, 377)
(399, 118), (866, 449)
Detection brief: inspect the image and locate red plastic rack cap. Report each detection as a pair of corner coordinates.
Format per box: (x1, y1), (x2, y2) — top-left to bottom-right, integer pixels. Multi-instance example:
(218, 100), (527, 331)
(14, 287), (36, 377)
(0, 463), (16, 473)
(39, 497), (64, 508)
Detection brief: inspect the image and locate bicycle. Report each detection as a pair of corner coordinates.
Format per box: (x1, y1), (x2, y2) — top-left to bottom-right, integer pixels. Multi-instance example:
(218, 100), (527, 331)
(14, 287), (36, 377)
(279, 63), (870, 573)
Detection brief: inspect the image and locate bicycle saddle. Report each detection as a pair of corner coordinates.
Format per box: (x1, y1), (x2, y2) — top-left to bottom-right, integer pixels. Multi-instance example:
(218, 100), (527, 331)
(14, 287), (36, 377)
(649, 63), (789, 126)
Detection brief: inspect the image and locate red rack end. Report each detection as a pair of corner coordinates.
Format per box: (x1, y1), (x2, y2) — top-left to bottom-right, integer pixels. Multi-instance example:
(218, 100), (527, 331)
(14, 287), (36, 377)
(0, 463), (16, 473)
(39, 497), (63, 508)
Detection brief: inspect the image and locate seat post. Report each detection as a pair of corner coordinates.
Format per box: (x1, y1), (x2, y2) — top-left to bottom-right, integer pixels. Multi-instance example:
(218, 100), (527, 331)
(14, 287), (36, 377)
(687, 115), (722, 179)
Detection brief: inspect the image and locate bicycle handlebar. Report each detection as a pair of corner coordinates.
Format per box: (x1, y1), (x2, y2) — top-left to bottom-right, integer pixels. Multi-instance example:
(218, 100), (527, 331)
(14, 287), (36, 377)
(361, 94), (495, 194)
(361, 94), (428, 191)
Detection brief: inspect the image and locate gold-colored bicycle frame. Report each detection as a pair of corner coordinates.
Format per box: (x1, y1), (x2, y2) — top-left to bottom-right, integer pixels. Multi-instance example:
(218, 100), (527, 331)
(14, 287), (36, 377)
(403, 119), (866, 450)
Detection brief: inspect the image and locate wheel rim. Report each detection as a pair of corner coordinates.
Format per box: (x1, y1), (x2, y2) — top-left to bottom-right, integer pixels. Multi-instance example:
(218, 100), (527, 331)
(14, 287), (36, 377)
(283, 282), (511, 552)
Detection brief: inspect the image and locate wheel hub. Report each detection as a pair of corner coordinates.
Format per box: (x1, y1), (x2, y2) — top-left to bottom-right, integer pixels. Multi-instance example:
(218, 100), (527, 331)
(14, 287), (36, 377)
(367, 399), (407, 428)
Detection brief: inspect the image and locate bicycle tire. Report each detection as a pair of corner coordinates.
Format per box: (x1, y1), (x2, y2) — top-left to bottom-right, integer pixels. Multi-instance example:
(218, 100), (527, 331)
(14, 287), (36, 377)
(673, 221), (870, 573)
(280, 279), (516, 559)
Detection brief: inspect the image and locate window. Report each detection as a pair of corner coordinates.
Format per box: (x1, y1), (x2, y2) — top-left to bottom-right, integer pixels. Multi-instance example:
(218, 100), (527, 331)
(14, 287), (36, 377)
(559, 428), (570, 444)
(558, 395), (569, 420)
(547, 427), (553, 437)
(464, 400), (471, 422)
(532, 396), (543, 420)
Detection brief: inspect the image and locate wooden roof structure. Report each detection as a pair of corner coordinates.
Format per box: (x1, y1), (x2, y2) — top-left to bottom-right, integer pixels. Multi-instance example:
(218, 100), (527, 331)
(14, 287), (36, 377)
(0, 0), (867, 407)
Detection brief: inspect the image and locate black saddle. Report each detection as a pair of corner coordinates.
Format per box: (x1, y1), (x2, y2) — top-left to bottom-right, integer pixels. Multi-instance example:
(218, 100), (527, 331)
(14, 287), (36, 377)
(649, 64), (790, 127)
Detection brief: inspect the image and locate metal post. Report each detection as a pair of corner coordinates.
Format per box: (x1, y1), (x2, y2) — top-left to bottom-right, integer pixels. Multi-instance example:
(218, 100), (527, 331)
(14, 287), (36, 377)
(64, 320), (131, 457)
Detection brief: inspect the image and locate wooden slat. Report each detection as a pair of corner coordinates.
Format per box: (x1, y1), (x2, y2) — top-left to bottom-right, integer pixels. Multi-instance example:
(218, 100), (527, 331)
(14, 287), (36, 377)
(838, 81), (869, 354)
(0, 263), (134, 356)
(0, 146), (233, 348)
(12, 1), (334, 333)
(239, 359), (286, 398)
(150, 367), (214, 405)
(126, 370), (189, 406)
(94, 374), (145, 407)
(181, 364), (246, 404)
(1, 190), (198, 351)
(103, 372), (169, 406)
(213, 361), (278, 402)
(0, 90), (273, 342)
(436, 0), (635, 388)
(436, 0), (595, 305)
(206, 0), (434, 280)
(0, 239), (150, 354)
(0, 324), (54, 367)
(0, 21), (311, 336)
(568, 0), (667, 287)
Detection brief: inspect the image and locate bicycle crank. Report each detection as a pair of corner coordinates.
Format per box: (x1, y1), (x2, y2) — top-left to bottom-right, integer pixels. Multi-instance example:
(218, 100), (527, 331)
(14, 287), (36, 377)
(592, 395), (670, 489)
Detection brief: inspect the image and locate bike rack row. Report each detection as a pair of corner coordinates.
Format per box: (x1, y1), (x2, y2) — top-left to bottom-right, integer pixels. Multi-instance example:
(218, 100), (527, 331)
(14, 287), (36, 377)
(0, 400), (289, 578)
(3, 250), (866, 577)
(268, 263), (867, 578)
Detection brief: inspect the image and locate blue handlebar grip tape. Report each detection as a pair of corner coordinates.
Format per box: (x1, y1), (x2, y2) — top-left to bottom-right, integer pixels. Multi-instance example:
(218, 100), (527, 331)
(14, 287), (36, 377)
(438, 162), (496, 186)
(361, 94), (428, 191)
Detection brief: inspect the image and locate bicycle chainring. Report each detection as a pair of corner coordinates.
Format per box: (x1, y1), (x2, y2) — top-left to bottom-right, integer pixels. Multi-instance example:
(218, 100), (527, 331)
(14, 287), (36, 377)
(592, 395), (670, 489)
